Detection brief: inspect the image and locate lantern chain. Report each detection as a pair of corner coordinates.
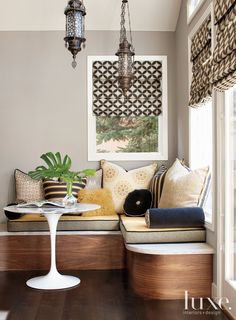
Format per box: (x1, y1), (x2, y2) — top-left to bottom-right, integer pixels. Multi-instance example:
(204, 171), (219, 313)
(127, 1), (134, 53)
(120, 1), (127, 43)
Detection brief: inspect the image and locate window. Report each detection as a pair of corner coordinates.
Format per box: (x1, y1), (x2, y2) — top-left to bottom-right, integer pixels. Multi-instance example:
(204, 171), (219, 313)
(187, 0), (205, 24)
(189, 101), (213, 224)
(87, 56), (168, 161)
(188, 3), (214, 228)
(96, 116), (159, 154)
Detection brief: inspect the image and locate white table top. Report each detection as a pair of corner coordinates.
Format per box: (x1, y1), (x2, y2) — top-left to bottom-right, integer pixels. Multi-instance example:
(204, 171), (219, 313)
(4, 203), (101, 215)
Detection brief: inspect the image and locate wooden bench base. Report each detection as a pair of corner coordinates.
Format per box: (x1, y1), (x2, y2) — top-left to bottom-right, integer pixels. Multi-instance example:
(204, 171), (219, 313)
(126, 244), (213, 299)
(0, 231), (214, 300)
(0, 233), (125, 271)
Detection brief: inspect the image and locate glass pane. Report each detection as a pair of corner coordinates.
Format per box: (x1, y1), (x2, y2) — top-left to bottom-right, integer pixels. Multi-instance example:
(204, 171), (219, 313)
(190, 101), (213, 221)
(66, 11), (82, 37)
(225, 86), (236, 281)
(188, 0), (201, 17)
(96, 116), (159, 153)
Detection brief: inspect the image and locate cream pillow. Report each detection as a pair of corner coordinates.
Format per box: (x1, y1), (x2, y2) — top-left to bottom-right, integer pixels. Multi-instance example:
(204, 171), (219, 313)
(101, 160), (157, 213)
(158, 159), (210, 208)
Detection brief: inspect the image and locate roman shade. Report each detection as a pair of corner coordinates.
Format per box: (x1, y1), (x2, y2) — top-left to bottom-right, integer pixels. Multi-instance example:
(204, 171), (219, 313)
(189, 16), (212, 108)
(212, 0), (236, 91)
(92, 60), (162, 117)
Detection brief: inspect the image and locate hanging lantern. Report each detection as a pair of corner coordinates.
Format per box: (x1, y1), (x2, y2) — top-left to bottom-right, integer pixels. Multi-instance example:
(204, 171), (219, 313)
(64, 0), (86, 68)
(116, 0), (135, 96)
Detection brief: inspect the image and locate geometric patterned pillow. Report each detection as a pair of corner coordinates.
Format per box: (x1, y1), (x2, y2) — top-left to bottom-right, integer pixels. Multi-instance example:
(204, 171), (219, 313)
(101, 160), (157, 213)
(15, 169), (44, 203)
(149, 164), (168, 208)
(43, 178), (87, 201)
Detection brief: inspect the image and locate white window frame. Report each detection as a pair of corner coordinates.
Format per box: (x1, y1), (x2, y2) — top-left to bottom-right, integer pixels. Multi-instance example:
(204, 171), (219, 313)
(188, 3), (215, 231)
(87, 55), (168, 161)
(187, 0), (206, 25)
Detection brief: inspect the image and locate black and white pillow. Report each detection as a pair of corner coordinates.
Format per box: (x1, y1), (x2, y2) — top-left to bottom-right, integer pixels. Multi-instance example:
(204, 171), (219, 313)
(124, 189), (152, 217)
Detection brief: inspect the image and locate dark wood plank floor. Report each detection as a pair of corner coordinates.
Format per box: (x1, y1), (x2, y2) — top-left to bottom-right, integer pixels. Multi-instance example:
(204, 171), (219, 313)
(0, 270), (229, 320)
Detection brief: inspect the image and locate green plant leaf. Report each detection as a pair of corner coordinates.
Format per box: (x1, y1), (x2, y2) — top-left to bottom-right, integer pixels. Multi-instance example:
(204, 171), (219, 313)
(55, 152), (62, 166)
(46, 152), (58, 166)
(40, 153), (54, 169)
(80, 169), (96, 177)
(62, 155), (72, 170)
(35, 166), (47, 171)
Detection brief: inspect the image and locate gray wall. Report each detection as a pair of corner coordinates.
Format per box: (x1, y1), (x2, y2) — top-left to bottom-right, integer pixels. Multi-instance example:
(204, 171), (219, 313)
(0, 30), (177, 222)
(175, 0), (217, 285)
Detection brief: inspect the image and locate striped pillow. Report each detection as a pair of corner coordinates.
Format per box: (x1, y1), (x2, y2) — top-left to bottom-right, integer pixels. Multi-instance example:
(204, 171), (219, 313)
(43, 179), (87, 201)
(149, 165), (167, 208)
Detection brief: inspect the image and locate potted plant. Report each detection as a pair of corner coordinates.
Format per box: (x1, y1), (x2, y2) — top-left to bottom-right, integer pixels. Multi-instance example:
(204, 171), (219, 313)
(29, 152), (95, 208)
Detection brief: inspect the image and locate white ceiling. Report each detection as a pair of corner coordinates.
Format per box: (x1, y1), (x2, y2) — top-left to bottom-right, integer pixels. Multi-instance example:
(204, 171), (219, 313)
(0, 0), (182, 32)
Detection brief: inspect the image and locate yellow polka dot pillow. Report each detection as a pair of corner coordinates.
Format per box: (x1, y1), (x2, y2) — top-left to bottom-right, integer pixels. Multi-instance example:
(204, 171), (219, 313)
(101, 160), (157, 213)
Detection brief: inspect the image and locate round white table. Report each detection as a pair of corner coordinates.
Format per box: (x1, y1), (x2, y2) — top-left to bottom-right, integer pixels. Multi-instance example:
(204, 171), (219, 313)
(4, 203), (100, 290)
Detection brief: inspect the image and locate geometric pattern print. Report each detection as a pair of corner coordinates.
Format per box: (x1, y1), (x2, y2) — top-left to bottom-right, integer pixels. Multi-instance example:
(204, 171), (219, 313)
(189, 15), (212, 108)
(214, 0), (236, 24)
(191, 16), (211, 61)
(15, 169), (44, 203)
(92, 60), (162, 117)
(213, 0), (236, 91)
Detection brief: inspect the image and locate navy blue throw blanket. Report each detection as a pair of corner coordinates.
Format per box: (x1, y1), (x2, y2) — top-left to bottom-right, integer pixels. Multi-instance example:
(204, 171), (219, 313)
(146, 207), (205, 228)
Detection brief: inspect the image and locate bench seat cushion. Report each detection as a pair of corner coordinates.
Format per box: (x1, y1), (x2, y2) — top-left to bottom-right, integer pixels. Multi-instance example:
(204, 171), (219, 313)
(7, 214), (120, 232)
(120, 216), (206, 244)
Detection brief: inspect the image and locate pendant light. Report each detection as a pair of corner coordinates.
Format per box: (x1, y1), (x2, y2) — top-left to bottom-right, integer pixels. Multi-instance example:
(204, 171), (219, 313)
(116, 0), (135, 96)
(64, 0), (86, 68)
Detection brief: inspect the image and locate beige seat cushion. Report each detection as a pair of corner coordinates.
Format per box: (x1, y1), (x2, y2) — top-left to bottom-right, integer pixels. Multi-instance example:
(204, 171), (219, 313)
(120, 216), (206, 244)
(159, 159), (210, 208)
(7, 214), (120, 232)
(101, 160), (157, 213)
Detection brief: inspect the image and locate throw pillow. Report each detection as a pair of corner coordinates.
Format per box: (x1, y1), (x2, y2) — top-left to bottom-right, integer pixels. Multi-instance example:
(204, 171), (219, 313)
(85, 169), (102, 190)
(78, 188), (116, 217)
(146, 207), (205, 228)
(15, 169), (44, 203)
(43, 179), (86, 201)
(101, 160), (157, 213)
(149, 164), (167, 208)
(158, 159), (211, 208)
(124, 189), (152, 217)
(4, 203), (22, 220)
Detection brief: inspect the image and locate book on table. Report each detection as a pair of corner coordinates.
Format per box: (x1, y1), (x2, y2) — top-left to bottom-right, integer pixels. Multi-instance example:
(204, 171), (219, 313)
(17, 200), (65, 209)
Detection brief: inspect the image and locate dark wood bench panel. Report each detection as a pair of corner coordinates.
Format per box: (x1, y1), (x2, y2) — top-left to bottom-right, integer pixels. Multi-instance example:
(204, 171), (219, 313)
(0, 233), (126, 271)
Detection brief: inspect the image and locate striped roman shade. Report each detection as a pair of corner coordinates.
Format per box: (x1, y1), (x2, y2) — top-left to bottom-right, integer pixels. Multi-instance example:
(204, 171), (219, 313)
(189, 15), (212, 108)
(212, 0), (236, 91)
(43, 179), (87, 201)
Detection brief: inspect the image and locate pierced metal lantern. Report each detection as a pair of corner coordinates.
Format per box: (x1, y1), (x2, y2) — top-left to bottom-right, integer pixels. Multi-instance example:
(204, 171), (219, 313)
(116, 0), (135, 96)
(64, 0), (86, 68)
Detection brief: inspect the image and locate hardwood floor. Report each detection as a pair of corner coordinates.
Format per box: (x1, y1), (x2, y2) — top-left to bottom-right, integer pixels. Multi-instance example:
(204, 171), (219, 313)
(0, 270), (229, 320)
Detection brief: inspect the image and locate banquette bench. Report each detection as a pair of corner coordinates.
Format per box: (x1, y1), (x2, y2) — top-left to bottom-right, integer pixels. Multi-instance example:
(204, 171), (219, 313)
(0, 213), (214, 300)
